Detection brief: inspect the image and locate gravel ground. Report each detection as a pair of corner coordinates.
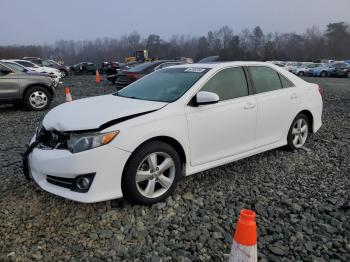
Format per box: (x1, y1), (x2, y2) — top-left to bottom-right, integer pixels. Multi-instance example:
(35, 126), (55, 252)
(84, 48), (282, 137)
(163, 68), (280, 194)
(0, 75), (349, 261)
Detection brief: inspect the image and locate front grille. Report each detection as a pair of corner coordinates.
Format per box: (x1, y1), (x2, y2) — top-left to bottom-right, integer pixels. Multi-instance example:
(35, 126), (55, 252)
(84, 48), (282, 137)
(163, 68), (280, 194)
(38, 129), (69, 150)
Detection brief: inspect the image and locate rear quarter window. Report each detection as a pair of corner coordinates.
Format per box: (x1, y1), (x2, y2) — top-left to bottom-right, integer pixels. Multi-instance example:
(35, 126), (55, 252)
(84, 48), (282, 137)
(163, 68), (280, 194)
(279, 74), (294, 88)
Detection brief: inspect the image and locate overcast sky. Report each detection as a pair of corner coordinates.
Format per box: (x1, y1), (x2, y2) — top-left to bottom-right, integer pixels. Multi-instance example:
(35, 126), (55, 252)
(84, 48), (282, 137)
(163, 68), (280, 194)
(1, 0), (349, 45)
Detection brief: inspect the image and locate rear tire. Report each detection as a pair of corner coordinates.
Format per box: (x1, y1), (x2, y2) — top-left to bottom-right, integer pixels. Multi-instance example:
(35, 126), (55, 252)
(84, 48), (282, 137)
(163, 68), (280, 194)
(298, 71), (304, 76)
(320, 71), (328, 77)
(122, 141), (182, 205)
(286, 113), (310, 151)
(347, 72), (350, 78)
(23, 86), (52, 111)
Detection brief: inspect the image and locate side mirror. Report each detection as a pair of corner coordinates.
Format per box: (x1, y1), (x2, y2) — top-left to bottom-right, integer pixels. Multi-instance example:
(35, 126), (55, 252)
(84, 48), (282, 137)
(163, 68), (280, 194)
(195, 91), (219, 106)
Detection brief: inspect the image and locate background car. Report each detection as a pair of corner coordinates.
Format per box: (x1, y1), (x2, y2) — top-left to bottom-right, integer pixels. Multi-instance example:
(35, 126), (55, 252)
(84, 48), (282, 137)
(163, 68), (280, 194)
(24, 57), (71, 77)
(8, 59), (62, 78)
(116, 60), (185, 88)
(309, 63), (335, 77)
(285, 62), (310, 72)
(284, 62), (299, 72)
(106, 62), (142, 84)
(197, 55), (220, 63)
(331, 62), (350, 77)
(70, 62), (97, 74)
(1, 60), (60, 87)
(0, 61), (54, 110)
(291, 62), (315, 76)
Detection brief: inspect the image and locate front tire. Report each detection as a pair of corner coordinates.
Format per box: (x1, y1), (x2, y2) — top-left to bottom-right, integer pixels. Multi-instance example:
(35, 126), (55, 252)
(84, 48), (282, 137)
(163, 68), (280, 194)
(320, 71), (328, 77)
(286, 114), (309, 151)
(122, 141), (182, 205)
(298, 71), (304, 76)
(23, 86), (51, 111)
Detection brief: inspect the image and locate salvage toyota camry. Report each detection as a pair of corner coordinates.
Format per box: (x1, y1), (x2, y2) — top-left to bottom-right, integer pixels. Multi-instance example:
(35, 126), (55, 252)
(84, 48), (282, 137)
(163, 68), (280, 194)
(23, 62), (323, 204)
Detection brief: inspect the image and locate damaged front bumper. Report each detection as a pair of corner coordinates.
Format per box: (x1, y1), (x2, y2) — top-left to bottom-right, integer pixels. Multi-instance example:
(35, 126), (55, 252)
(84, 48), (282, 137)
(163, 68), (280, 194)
(22, 131), (131, 203)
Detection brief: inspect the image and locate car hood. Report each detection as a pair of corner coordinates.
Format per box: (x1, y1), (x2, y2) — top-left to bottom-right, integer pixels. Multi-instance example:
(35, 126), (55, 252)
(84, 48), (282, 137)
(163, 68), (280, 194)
(43, 94), (167, 131)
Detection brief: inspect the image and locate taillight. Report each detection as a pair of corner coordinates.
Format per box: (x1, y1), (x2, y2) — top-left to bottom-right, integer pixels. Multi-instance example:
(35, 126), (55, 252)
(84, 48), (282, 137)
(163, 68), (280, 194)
(126, 72), (140, 80)
(318, 85), (324, 96)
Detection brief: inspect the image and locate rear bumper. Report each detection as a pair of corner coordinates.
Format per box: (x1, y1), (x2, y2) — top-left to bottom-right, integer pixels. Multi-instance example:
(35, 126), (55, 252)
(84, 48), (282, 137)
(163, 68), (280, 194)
(27, 140), (131, 203)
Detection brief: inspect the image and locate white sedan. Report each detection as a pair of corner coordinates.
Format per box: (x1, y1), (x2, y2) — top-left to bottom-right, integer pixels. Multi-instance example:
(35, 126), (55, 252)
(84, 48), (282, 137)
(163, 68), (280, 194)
(24, 62), (323, 204)
(8, 59), (63, 79)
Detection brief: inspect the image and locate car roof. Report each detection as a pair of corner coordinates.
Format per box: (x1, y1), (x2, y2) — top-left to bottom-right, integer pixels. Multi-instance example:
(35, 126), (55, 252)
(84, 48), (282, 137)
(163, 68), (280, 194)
(171, 61), (282, 69)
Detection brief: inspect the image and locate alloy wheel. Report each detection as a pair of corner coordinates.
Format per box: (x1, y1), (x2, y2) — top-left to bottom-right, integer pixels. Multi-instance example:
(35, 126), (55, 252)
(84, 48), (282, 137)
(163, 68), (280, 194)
(292, 118), (308, 148)
(29, 91), (48, 109)
(135, 152), (175, 199)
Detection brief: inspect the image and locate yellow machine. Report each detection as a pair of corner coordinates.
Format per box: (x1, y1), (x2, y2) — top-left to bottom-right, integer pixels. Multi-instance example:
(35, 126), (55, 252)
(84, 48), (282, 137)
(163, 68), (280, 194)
(125, 50), (150, 63)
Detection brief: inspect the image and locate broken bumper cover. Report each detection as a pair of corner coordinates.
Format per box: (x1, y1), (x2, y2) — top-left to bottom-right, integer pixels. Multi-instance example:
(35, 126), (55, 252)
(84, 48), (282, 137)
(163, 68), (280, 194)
(23, 136), (131, 203)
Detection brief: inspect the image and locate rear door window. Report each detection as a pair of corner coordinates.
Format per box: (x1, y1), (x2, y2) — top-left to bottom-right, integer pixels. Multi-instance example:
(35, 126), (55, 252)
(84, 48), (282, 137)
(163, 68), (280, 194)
(248, 66), (283, 94)
(201, 67), (248, 101)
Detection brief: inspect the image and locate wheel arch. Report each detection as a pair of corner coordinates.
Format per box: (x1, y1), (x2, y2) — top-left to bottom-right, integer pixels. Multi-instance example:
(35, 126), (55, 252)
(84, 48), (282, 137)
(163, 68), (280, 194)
(133, 136), (187, 165)
(23, 83), (54, 98)
(297, 110), (314, 133)
(122, 135), (187, 180)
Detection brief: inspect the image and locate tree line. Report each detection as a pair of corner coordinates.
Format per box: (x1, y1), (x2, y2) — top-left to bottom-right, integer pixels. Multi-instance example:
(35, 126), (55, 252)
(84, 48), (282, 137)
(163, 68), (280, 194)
(0, 22), (349, 65)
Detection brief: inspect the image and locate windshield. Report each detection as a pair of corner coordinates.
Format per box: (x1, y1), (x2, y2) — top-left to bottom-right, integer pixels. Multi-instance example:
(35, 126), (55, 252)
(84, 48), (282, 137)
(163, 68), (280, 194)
(117, 67), (209, 102)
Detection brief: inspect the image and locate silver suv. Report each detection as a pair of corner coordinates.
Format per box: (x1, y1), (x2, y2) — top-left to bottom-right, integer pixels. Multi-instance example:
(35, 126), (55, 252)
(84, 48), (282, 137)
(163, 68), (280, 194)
(0, 62), (55, 111)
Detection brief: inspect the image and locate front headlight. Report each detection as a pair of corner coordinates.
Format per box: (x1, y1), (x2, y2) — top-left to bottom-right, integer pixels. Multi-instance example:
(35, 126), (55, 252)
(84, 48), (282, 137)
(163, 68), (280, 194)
(67, 131), (119, 153)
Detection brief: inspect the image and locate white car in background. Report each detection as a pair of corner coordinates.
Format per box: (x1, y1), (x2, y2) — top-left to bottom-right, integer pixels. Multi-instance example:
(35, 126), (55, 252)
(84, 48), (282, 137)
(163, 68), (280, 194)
(2, 60), (61, 87)
(292, 63), (323, 77)
(24, 62), (323, 204)
(8, 59), (62, 79)
(291, 62), (312, 76)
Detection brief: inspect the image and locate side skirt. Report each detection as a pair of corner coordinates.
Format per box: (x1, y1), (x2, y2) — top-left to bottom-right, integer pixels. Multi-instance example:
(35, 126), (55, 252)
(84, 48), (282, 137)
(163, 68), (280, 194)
(185, 140), (286, 176)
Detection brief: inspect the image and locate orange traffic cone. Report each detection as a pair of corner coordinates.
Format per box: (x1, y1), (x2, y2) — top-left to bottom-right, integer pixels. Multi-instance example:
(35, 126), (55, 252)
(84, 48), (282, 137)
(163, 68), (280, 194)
(229, 209), (257, 262)
(65, 87), (73, 102)
(95, 69), (101, 83)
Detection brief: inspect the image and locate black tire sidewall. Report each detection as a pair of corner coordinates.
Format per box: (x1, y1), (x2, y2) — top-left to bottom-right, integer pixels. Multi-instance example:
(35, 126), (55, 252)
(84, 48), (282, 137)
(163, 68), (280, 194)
(286, 113), (309, 151)
(122, 141), (182, 205)
(321, 71), (327, 77)
(23, 86), (51, 111)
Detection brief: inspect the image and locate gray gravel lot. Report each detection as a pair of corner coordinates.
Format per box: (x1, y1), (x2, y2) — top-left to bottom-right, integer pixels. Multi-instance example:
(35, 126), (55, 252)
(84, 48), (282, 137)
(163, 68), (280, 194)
(0, 75), (349, 261)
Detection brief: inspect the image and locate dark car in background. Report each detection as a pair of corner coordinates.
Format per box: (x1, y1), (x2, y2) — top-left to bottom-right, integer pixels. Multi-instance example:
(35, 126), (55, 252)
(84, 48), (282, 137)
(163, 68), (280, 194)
(23, 57), (71, 77)
(116, 60), (185, 88)
(105, 61), (142, 84)
(0, 62), (55, 110)
(70, 62), (97, 74)
(104, 62), (120, 84)
(332, 62), (350, 77)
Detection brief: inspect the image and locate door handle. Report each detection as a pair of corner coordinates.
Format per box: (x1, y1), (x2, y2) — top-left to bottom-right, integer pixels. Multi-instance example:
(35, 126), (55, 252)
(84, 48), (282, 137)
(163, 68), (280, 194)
(244, 102), (256, 109)
(290, 93), (298, 99)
